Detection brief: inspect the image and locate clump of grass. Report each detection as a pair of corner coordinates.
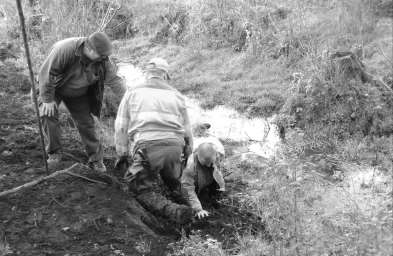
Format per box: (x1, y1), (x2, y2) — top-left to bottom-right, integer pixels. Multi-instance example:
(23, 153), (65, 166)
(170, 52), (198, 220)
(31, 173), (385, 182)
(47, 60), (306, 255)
(168, 231), (226, 256)
(0, 239), (12, 256)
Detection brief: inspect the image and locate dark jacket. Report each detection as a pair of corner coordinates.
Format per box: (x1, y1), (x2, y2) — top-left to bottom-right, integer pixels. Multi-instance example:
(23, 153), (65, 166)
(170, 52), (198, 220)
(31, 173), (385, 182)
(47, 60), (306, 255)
(38, 37), (123, 117)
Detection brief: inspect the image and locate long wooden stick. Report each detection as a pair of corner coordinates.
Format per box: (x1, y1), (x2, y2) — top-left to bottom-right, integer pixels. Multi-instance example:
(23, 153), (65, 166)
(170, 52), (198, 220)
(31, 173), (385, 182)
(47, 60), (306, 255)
(15, 0), (49, 174)
(0, 164), (110, 197)
(0, 163), (80, 198)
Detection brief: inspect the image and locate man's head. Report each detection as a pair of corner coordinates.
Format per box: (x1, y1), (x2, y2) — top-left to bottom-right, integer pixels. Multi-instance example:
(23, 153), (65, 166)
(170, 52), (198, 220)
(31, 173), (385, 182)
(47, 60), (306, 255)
(84, 32), (112, 61)
(196, 142), (217, 168)
(145, 57), (170, 80)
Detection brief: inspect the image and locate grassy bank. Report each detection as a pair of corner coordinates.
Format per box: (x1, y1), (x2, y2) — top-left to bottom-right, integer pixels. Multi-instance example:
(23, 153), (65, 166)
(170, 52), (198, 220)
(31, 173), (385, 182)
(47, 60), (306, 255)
(114, 38), (288, 117)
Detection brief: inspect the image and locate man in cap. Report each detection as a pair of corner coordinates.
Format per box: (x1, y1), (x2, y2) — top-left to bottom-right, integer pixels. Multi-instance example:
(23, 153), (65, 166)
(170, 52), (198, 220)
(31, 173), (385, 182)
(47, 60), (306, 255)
(38, 32), (124, 172)
(114, 57), (194, 224)
(181, 124), (226, 219)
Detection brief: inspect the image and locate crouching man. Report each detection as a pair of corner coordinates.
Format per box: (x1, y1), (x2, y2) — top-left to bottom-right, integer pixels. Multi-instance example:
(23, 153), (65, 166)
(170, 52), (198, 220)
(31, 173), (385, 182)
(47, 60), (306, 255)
(114, 58), (194, 224)
(181, 135), (226, 219)
(38, 32), (124, 172)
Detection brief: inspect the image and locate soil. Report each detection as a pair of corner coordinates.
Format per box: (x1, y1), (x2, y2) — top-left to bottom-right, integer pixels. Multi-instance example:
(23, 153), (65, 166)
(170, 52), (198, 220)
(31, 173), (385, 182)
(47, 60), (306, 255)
(0, 66), (267, 255)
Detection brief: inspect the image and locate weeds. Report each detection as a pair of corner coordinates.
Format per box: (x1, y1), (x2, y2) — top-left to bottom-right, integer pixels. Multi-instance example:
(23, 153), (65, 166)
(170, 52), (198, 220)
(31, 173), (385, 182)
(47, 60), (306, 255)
(0, 239), (12, 256)
(168, 231), (226, 256)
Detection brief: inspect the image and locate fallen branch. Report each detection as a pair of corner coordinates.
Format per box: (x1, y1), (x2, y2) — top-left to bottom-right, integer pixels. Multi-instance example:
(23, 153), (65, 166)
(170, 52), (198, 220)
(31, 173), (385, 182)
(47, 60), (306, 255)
(0, 163), (80, 198)
(0, 163), (111, 198)
(62, 151), (84, 163)
(65, 171), (107, 186)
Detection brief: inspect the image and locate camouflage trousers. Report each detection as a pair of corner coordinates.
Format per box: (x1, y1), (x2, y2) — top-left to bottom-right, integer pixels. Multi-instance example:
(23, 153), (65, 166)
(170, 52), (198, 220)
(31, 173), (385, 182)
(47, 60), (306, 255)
(125, 138), (192, 223)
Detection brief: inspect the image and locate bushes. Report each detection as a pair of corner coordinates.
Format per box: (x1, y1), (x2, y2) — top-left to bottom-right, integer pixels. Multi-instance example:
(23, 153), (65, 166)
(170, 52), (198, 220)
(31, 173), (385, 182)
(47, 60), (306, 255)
(279, 49), (393, 158)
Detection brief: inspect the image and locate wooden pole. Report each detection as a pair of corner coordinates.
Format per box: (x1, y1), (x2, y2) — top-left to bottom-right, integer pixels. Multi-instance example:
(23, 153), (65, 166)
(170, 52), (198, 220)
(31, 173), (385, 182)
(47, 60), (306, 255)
(15, 0), (49, 174)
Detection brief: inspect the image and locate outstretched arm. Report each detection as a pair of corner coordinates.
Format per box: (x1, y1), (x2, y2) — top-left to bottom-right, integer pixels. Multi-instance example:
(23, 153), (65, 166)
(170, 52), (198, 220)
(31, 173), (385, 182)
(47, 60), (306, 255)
(181, 155), (209, 219)
(182, 104), (193, 159)
(114, 92), (131, 157)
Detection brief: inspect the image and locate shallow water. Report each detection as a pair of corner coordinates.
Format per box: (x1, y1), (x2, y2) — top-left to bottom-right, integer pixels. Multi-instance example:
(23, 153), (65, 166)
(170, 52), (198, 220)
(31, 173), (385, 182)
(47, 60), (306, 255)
(117, 63), (281, 158)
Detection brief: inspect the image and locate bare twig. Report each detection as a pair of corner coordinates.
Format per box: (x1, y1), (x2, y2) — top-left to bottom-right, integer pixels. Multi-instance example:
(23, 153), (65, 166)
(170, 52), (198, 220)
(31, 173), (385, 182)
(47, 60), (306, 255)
(65, 171), (107, 186)
(0, 163), (111, 197)
(51, 197), (66, 208)
(62, 151), (84, 163)
(0, 163), (80, 197)
(377, 43), (393, 67)
(98, 3), (121, 32)
(15, 0), (49, 174)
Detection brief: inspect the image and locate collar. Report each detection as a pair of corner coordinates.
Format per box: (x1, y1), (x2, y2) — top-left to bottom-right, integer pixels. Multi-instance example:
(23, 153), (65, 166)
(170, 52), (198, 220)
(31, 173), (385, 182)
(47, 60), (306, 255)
(75, 37), (87, 57)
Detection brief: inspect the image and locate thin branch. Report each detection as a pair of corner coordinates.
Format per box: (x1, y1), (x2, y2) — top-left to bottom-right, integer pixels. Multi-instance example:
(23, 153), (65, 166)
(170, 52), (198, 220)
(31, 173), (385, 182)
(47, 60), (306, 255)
(0, 163), (111, 197)
(0, 163), (80, 198)
(62, 151), (84, 163)
(377, 43), (393, 67)
(65, 171), (108, 186)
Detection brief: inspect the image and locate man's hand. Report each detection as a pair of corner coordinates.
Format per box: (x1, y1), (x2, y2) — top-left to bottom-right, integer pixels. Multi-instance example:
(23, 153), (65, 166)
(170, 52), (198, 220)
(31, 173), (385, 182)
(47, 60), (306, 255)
(195, 209), (209, 219)
(184, 144), (192, 160)
(42, 102), (57, 117)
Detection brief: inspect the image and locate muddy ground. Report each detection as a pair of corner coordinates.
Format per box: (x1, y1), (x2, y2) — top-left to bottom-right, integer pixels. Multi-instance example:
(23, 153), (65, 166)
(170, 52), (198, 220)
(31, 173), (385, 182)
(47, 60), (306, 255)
(0, 65), (267, 255)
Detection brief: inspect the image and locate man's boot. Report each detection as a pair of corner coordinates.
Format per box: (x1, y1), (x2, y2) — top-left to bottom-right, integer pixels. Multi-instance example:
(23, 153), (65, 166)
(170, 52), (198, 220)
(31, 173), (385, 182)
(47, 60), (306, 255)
(136, 191), (193, 224)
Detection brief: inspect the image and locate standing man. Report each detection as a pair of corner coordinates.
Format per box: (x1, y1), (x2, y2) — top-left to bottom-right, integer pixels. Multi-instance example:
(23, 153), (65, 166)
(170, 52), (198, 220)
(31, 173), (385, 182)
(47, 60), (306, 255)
(114, 57), (194, 224)
(38, 32), (124, 172)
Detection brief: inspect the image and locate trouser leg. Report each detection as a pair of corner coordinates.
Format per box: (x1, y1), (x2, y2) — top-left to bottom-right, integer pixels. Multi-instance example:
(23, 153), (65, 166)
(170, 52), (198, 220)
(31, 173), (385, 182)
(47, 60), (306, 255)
(39, 97), (62, 154)
(62, 95), (102, 162)
(125, 140), (192, 223)
(151, 140), (183, 192)
(41, 115), (62, 154)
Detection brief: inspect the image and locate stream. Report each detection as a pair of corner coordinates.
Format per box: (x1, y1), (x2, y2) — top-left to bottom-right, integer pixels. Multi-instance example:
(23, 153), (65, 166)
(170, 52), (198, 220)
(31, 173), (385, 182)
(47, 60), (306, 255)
(117, 63), (281, 159)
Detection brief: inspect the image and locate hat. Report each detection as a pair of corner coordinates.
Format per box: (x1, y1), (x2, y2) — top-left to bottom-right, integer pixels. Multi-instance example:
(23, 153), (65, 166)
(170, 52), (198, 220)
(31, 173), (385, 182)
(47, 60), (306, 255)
(147, 57), (169, 74)
(88, 32), (112, 56)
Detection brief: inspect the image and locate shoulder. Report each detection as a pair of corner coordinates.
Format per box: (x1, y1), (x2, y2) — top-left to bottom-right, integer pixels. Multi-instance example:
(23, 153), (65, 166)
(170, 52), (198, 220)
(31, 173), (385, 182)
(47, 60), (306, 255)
(182, 154), (197, 178)
(52, 37), (84, 52)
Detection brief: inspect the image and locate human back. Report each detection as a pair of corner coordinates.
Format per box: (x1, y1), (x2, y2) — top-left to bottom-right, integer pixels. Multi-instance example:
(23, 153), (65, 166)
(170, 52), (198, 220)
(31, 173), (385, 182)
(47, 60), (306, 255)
(114, 58), (194, 224)
(127, 78), (187, 142)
